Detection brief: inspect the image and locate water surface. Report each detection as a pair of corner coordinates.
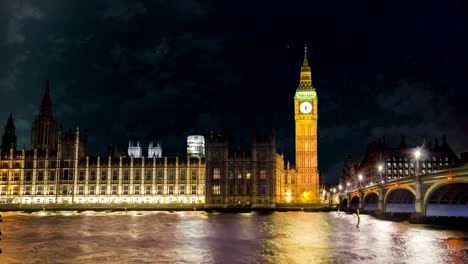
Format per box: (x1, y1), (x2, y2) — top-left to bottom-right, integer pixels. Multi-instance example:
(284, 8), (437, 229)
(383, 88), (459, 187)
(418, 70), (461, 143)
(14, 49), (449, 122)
(0, 211), (467, 263)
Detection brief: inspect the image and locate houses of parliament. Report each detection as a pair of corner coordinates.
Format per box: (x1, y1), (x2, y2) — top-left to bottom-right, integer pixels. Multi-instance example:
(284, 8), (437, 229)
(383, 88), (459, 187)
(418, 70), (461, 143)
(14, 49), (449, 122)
(0, 49), (320, 207)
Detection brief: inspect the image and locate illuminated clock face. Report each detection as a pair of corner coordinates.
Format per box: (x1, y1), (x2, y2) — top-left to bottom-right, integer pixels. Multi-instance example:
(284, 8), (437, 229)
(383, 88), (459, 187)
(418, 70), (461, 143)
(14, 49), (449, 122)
(300, 101), (312, 114)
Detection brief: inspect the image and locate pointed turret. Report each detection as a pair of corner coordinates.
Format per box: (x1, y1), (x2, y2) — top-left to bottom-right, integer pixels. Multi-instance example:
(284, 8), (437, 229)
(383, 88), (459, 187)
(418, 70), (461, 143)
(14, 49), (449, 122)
(1, 113), (17, 152)
(40, 80), (53, 118)
(31, 80), (58, 150)
(298, 45), (314, 90)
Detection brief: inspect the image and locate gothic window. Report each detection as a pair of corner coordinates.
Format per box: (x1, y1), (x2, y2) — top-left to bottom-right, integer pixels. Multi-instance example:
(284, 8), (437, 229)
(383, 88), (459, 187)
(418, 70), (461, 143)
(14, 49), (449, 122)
(49, 171), (55, 181)
(89, 185), (95, 195)
(246, 172), (251, 180)
(259, 169), (267, 180)
(146, 170), (152, 181)
(89, 170), (95, 181)
(191, 169), (197, 181)
(191, 185), (197, 195)
(157, 185), (163, 194)
(237, 184), (243, 195)
(145, 185), (151, 195)
(135, 169), (141, 180)
(180, 185), (185, 195)
(157, 170), (163, 183)
(79, 170), (85, 181)
(123, 170), (129, 181)
(168, 169), (175, 181)
(212, 185), (221, 195)
(38, 171), (43, 181)
(259, 185), (268, 195)
(180, 169), (186, 181)
(123, 185), (129, 195)
(168, 185), (174, 194)
(78, 186), (84, 195)
(36, 185), (43, 195)
(213, 168), (220, 179)
(237, 172), (242, 179)
(229, 183), (234, 195)
(100, 170), (107, 181)
(229, 170), (234, 180)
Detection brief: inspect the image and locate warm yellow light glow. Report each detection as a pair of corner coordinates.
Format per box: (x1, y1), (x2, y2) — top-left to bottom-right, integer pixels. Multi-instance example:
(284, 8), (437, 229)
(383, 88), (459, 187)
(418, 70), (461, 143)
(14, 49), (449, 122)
(415, 149), (421, 159)
(285, 192), (292, 203)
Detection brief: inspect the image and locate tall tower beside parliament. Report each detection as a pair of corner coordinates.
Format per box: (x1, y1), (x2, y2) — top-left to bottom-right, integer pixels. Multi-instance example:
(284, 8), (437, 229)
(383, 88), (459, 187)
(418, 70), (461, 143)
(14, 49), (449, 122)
(31, 80), (58, 150)
(294, 46), (319, 200)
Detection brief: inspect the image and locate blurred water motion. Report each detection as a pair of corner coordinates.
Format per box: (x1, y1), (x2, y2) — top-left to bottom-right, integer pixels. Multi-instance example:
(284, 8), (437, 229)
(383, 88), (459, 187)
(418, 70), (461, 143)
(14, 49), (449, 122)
(0, 211), (467, 263)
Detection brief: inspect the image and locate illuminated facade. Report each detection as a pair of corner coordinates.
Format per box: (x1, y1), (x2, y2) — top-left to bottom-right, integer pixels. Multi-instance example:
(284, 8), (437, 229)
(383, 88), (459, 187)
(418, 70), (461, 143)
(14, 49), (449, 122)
(31, 80), (58, 151)
(293, 46), (319, 200)
(0, 84), (205, 205)
(205, 129), (277, 208)
(128, 140), (142, 158)
(148, 142), (162, 158)
(342, 136), (461, 190)
(187, 135), (205, 158)
(1, 49), (321, 206)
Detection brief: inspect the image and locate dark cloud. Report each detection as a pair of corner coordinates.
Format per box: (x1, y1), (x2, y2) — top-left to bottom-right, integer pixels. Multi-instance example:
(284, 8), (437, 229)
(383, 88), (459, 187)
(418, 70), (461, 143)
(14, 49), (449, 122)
(0, 0), (467, 185)
(103, 0), (147, 22)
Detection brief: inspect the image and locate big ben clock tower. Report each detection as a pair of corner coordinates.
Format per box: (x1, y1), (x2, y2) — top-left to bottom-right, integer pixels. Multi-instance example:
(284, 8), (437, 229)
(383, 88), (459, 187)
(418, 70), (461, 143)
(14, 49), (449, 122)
(294, 45), (319, 201)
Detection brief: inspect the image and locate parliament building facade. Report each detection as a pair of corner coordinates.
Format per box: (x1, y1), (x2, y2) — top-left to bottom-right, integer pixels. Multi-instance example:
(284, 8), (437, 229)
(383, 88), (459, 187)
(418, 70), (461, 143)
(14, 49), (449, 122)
(0, 49), (320, 206)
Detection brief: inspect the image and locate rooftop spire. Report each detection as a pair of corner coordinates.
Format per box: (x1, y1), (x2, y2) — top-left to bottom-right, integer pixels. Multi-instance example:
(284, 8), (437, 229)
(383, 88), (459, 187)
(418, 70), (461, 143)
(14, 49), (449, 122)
(6, 113), (14, 129)
(2, 113), (17, 151)
(40, 80), (53, 117)
(298, 44), (314, 90)
(302, 44), (309, 67)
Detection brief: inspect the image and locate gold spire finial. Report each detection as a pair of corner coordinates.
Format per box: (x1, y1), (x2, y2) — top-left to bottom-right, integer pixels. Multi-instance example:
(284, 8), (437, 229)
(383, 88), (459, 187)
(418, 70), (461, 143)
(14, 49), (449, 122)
(298, 44), (313, 90)
(303, 44), (309, 66)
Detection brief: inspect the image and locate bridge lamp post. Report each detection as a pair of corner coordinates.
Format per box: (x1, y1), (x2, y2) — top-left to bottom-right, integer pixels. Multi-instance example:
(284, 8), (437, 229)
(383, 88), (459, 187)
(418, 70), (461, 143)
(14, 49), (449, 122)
(414, 149), (421, 178)
(338, 185), (342, 193)
(346, 182), (350, 193)
(358, 174), (363, 189)
(378, 164), (384, 184)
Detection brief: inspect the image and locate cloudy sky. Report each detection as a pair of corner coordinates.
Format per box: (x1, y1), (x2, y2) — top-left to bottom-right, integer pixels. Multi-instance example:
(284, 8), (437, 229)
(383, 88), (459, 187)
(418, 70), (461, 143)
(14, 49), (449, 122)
(1, 0), (467, 184)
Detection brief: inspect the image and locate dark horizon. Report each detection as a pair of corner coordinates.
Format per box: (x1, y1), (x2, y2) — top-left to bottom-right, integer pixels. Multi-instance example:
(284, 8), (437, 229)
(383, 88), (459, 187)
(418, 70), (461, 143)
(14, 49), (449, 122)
(1, 0), (467, 185)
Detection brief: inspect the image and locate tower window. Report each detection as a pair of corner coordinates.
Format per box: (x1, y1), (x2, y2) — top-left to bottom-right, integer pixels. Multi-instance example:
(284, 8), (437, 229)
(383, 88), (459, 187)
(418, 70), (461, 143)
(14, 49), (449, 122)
(212, 185), (221, 195)
(213, 168), (220, 179)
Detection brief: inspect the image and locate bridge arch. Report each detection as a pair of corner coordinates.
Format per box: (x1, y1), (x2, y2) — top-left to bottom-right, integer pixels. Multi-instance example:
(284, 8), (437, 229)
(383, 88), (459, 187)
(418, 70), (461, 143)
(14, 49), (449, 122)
(384, 186), (416, 213)
(363, 192), (379, 211)
(341, 198), (348, 209)
(424, 180), (468, 217)
(350, 196), (360, 210)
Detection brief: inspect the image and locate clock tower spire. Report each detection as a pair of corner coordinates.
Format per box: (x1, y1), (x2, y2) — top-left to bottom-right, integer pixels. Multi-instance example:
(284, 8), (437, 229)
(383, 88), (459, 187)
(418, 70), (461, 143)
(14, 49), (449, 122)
(293, 45), (319, 201)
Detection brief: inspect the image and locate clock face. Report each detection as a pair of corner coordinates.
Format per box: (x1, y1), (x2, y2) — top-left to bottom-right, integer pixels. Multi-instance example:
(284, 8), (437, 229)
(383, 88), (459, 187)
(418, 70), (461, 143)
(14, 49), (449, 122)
(300, 101), (312, 114)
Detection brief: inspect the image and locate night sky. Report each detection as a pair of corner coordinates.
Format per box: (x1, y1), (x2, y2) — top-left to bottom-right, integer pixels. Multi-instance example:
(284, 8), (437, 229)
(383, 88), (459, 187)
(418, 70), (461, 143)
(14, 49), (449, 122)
(1, 1), (467, 185)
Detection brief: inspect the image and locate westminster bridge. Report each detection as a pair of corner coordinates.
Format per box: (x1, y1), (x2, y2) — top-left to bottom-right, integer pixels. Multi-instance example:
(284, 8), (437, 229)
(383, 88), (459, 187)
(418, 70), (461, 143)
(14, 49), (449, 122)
(338, 165), (468, 222)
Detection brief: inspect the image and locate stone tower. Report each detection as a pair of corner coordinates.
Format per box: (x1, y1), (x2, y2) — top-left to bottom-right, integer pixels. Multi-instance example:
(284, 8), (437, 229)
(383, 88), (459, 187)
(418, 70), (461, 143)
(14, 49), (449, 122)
(31, 80), (58, 150)
(1, 114), (17, 152)
(294, 45), (319, 201)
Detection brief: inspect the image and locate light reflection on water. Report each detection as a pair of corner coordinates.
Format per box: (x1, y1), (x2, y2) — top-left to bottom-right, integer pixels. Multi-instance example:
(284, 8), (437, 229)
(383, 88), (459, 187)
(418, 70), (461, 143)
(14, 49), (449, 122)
(0, 211), (467, 263)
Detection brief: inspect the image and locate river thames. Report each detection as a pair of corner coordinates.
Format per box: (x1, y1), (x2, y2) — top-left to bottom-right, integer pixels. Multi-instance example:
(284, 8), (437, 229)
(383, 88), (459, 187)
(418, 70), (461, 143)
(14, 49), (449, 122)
(0, 211), (467, 263)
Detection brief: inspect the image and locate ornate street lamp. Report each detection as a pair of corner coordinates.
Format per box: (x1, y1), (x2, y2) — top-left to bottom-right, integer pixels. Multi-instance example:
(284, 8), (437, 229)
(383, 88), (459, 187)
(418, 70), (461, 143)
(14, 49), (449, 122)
(414, 148), (421, 178)
(378, 164), (384, 184)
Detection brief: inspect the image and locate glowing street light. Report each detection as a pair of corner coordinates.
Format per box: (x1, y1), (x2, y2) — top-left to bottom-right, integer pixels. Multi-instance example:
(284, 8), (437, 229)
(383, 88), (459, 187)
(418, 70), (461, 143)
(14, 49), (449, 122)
(414, 149), (421, 160)
(414, 148), (421, 177)
(378, 164), (383, 184)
